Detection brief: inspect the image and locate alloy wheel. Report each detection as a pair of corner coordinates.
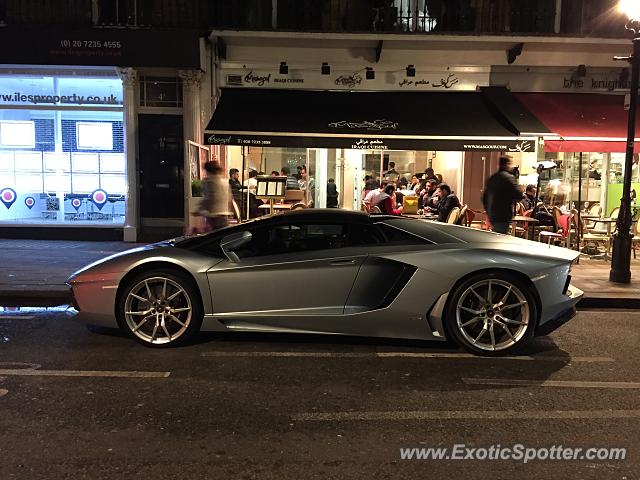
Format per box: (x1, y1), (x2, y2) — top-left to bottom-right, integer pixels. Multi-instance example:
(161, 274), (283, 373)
(123, 276), (193, 345)
(455, 278), (530, 352)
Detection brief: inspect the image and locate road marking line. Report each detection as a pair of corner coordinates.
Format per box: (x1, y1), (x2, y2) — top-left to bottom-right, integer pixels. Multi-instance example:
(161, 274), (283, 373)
(0, 369), (170, 378)
(201, 351), (614, 362)
(375, 353), (614, 362)
(292, 410), (640, 422)
(202, 351), (367, 358)
(0, 315), (35, 320)
(463, 378), (640, 389)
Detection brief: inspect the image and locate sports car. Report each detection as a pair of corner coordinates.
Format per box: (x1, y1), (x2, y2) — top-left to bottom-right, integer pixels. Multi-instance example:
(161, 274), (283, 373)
(66, 209), (583, 355)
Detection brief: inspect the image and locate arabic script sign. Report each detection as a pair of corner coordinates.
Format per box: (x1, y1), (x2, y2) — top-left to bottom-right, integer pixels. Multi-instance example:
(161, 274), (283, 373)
(351, 139), (388, 149)
(328, 119), (398, 130)
(221, 68), (488, 91)
(398, 73), (460, 89)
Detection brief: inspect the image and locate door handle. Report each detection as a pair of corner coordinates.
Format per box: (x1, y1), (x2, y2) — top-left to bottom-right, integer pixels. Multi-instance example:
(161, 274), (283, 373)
(329, 259), (357, 266)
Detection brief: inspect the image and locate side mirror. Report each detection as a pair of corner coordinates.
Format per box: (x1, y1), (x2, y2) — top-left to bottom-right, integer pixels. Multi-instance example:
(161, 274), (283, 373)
(220, 230), (252, 263)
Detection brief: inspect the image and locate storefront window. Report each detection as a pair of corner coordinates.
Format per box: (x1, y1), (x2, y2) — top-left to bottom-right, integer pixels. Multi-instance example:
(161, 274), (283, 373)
(0, 73), (125, 225)
(540, 151), (640, 218)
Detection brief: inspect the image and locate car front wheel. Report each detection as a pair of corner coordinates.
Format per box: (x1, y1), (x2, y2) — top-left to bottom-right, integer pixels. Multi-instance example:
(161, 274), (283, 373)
(117, 269), (203, 347)
(445, 273), (537, 356)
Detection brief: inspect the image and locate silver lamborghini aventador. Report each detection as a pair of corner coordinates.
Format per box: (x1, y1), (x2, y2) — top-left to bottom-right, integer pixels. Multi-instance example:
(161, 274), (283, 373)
(66, 209), (583, 356)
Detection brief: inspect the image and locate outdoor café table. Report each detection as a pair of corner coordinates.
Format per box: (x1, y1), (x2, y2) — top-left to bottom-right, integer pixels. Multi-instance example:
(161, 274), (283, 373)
(403, 214), (438, 221)
(511, 215), (539, 239)
(258, 203), (294, 211)
(578, 213), (601, 235)
(587, 217), (619, 237)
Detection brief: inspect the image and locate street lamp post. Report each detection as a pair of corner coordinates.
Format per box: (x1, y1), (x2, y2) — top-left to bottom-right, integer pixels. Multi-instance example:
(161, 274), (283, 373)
(610, 7), (640, 284)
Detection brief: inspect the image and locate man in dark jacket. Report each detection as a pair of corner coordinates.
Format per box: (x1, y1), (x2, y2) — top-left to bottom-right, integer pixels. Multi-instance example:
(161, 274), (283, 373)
(482, 156), (522, 234)
(427, 183), (460, 222)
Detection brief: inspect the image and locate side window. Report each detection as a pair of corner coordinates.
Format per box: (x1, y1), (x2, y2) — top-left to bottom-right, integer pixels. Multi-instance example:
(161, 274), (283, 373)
(373, 223), (430, 245)
(237, 223), (351, 258)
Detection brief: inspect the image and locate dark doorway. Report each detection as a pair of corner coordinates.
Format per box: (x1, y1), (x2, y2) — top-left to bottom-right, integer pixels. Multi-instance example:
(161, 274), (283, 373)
(138, 114), (184, 220)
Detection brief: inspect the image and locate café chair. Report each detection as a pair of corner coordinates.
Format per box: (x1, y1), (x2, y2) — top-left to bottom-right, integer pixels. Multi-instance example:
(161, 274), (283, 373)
(576, 212), (611, 258)
(455, 204), (468, 226)
(370, 205), (382, 214)
(539, 207), (571, 247)
(464, 208), (476, 228)
(610, 206), (620, 219)
(284, 189), (305, 204)
(231, 199), (242, 223)
(361, 202), (370, 213)
(291, 202), (306, 210)
(446, 207), (460, 224)
(589, 206), (620, 235)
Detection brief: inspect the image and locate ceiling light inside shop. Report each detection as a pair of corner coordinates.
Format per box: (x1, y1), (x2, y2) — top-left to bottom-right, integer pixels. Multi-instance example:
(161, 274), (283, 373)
(620, 0), (640, 20)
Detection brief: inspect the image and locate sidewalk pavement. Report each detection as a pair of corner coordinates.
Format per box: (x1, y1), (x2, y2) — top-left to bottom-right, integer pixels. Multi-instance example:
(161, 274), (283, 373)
(0, 239), (638, 309)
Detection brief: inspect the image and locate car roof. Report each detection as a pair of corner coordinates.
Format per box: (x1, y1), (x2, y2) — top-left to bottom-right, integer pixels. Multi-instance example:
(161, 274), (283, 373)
(252, 208), (373, 225)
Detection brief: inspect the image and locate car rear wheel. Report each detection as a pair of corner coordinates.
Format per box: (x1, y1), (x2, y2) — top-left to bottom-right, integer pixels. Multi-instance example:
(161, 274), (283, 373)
(444, 273), (537, 356)
(117, 269), (203, 347)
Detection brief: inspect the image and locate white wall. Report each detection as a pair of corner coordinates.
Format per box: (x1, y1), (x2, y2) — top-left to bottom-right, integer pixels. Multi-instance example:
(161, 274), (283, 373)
(432, 151), (463, 198)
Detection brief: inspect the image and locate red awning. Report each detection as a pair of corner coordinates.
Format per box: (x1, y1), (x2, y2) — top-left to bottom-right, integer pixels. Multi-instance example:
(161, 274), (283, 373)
(514, 93), (640, 153)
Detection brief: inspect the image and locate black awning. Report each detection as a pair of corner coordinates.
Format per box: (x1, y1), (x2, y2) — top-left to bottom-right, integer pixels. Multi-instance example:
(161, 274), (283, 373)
(204, 88), (543, 152)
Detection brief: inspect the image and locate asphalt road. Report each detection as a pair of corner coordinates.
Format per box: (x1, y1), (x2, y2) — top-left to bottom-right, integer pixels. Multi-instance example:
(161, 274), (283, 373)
(0, 308), (638, 479)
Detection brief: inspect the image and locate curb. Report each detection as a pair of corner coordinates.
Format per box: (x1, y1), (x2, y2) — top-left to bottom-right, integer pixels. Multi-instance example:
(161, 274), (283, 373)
(577, 297), (640, 309)
(0, 288), (72, 307)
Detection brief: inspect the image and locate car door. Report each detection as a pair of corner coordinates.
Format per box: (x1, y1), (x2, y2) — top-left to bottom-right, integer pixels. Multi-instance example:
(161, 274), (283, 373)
(206, 221), (367, 321)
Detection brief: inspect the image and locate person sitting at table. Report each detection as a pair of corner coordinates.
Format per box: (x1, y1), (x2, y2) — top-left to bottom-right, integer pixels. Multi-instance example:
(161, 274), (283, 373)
(520, 184), (555, 229)
(521, 184), (537, 211)
(424, 167), (438, 183)
(374, 184), (403, 215)
(364, 180), (388, 207)
(426, 183), (460, 222)
(229, 168), (242, 193)
(421, 179), (439, 210)
(281, 166), (300, 190)
(409, 174), (420, 191)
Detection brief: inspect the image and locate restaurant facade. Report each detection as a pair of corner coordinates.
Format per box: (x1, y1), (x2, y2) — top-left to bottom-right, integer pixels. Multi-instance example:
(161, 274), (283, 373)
(203, 32), (628, 217)
(491, 65), (640, 219)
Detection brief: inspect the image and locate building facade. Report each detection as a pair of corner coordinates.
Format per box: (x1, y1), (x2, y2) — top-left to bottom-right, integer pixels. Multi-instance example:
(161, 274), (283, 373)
(0, 0), (635, 239)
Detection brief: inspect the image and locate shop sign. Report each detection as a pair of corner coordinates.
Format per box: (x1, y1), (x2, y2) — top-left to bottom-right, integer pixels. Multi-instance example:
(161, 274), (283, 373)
(205, 132), (535, 152)
(222, 67), (488, 91)
(0, 92), (121, 106)
(0, 76), (123, 107)
(398, 73), (460, 89)
(491, 67), (633, 93)
(328, 119), (398, 130)
(351, 139), (389, 149)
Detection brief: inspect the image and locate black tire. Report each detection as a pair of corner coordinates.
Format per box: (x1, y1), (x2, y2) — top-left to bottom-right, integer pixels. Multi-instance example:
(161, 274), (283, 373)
(443, 272), (537, 356)
(116, 268), (203, 347)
